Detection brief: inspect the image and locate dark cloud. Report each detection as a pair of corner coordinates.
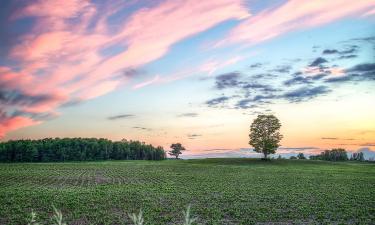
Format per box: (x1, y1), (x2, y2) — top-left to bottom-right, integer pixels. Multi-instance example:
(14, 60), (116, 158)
(0, 88), (59, 110)
(249, 63), (262, 69)
(340, 45), (358, 54)
(283, 73), (327, 86)
(322, 49), (339, 54)
(242, 83), (278, 92)
(107, 114), (134, 120)
(0, 86), (60, 127)
(206, 96), (230, 107)
(284, 76), (312, 86)
(309, 57), (328, 67)
(321, 137), (338, 140)
(235, 84), (330, 109)
(271, 65), (292, 73)
(338, 54), (357, 59)
(236, 94), (276, 109)
(215, 72), (241, 89)
(177, 113), (198, 117)
(12, 110), (57, 121)
(349, 36), (375, 42)
(326, 63), (375, 83)
(187, 134), (202, 139)
(282, 86), (330, 102)
(0, 1), (32, 58)
(122, 68), (141, 78)
(347, 63), (375, 73)
(60, 99), (83, 108)
(322, 45), (358, 58)
(236, 99), (255, 109)
(132, 126), (151, 131)
(325, 75), (353, 83)
(311, 73), (328, 80)
(205, 38), (373, 111)
(249, 73), (276, 79)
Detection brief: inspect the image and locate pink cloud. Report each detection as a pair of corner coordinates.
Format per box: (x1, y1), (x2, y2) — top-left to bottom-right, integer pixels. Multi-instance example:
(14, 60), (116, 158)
(68, 0), (250, 91)
(13, 0), (91, 19)
(2, 0), (249, 137)
(218, 0), (375, 46)
(0, 116), (41, 139)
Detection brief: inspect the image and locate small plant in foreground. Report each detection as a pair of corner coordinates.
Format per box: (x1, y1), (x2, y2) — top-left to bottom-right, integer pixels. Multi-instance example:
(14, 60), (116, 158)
(128, 210), (144, 225)
(26, 205), (197, 225)
(52, 206), (66, 225)
(27, 210), (40, 225)
(182, 205), (197, 225)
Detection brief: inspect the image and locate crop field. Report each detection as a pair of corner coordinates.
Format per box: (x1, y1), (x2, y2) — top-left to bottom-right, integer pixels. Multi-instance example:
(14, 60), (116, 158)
(0, 159), (374, 225)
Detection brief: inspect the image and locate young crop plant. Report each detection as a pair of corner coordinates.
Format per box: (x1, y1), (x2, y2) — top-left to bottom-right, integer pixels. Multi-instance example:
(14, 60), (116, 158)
(52, 206), (67, 225)
(128, 210), (144, 225)
(182, 205), (197, 225)
(25, 205), (198, 225)
(27, 210), (40, 225)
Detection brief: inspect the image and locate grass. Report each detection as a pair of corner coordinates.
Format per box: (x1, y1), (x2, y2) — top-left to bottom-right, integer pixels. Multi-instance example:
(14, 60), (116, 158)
(0, 158), (374, 224)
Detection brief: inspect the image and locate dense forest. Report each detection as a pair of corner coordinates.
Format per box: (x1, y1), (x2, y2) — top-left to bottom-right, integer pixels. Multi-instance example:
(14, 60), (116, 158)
(0, 138), (166, 162)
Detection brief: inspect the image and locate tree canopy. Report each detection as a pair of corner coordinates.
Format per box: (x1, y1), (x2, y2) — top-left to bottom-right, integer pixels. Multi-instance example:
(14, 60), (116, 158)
(169, 143), (185, 159)
(249, 114), (283, 159)
(297, 153), (306, 159)
(0, 138), (166, 162)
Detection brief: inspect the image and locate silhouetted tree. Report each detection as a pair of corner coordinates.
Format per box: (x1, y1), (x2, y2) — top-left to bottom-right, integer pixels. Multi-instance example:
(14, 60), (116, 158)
(249, 114), (283, 159)
(351, 152), (364, 161)
(297, 153), (306, 159)
(169, 143), (185, 159)
(290, 156), (297, 159)
(310, 148), (348, 161)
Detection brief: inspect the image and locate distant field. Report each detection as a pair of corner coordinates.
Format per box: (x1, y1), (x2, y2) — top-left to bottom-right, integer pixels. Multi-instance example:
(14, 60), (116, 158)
(0, 159), (374, 225)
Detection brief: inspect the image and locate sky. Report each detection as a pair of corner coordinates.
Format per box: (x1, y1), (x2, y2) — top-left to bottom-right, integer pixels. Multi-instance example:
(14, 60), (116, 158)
(0, 0), (375, 158)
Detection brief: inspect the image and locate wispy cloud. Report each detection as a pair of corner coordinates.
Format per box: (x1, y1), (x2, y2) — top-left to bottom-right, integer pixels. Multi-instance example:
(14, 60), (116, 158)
(217, 0), (374, 47)
(215, 72), (242, 90)
(206, 96), (231, 107)
(132, 126), (152, 131)
(1, 0), (249, 137)
(107, 114), (135, 120)
(177, 113), (199, 118)
(187, 134), (202, 139)
(132, 75), (160, 89)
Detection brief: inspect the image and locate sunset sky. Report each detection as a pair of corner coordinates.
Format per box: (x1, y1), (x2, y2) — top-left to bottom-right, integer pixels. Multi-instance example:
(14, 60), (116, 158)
(1, 0), (374, 158)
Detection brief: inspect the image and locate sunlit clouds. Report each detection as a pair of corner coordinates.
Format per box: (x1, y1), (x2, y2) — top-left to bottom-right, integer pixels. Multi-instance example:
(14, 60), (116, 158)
(1, 0), (374, 158)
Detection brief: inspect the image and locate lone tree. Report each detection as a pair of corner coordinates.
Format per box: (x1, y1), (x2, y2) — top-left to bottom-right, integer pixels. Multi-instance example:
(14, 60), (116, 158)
(249, 114), (283, 160)
(169, 143), (185, 159)
(297, 153), (306, 159)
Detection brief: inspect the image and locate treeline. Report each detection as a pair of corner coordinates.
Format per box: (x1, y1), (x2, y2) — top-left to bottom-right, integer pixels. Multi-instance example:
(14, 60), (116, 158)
(0, 138), (166, 162)
(309, 148), (364, 161)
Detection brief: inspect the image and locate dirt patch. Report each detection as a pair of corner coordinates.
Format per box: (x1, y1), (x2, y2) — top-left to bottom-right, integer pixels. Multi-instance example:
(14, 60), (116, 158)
(95, 171), (111, 184)
(69, 217), (90, 225)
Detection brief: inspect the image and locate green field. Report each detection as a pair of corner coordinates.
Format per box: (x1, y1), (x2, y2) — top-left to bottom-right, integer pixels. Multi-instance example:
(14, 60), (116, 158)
(0, 159), (374, 225)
